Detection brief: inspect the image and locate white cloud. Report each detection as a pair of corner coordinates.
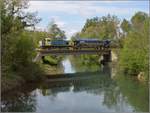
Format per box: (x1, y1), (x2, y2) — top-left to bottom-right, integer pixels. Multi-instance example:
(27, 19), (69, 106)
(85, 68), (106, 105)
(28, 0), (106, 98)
(35, 26), (47, 32)
(28, 1), (148, 18)
(27, 1), (148, 38)
(97, 1), (132, 4)
(50, 16), (66, 28)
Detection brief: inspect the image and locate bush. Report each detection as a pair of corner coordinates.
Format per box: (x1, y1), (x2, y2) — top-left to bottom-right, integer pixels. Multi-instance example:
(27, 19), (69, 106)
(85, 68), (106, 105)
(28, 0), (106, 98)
(119, 13), (149, 80)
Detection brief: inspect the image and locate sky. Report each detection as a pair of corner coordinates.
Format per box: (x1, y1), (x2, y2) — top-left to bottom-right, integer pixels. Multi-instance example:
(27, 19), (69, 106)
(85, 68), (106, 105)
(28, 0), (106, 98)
(27, 1), (149, 39)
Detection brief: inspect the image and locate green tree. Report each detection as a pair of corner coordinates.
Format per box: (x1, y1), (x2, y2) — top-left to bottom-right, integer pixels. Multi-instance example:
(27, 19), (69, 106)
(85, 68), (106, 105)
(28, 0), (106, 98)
(119, 12), (149, 80)
(121, 19), (131, 33)
(79, 14), (120, 39)
(47, 21), (66, 39)
(1, 0), (43, 92)
(1, 0), (41, 35)
(131, 11), (148, 29)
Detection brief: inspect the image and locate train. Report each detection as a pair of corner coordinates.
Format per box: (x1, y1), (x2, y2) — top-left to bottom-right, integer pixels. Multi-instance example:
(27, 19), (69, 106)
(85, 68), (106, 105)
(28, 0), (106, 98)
(39, 38), (111, 50)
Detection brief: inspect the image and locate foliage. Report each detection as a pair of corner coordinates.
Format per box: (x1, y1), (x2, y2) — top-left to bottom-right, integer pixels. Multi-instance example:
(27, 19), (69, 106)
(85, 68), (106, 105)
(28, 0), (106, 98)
(72, 14), (120, 40)
(71, 12), (149, 80)
(70, 15), (120, 67)
(120, 19), (131, 33)
(1, 0), (43, 92)
(1, 0), (66, 92)
(119, 12), (149, 79)
(47, 20), (66, 39)
(1, 0), (41, 35)
(131, 11), (148, 29)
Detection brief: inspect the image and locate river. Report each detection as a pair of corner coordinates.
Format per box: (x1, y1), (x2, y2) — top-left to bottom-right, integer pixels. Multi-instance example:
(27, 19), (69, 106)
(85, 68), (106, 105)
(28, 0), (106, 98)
(1, 56), (149, 112)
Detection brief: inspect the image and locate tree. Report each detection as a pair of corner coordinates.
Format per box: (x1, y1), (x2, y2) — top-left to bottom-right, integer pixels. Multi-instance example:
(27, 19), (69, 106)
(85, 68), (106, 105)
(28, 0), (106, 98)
(1, 0), (41, 35)
(47, 21), (66, 39)
(1, 0), (43, 92)
(119, 11), (149, 80)
(121, 19), (131, 33)
(82, 17), (99, 32)
(1, 0), (41, 66)
(80, 14), (120, 39)
(131, 11), (148, 29)
(71, 32), (81, 40)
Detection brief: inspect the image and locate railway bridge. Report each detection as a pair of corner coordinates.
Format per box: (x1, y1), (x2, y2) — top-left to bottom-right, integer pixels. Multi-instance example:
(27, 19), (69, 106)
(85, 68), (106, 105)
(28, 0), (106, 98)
(33, 47), (113, 63)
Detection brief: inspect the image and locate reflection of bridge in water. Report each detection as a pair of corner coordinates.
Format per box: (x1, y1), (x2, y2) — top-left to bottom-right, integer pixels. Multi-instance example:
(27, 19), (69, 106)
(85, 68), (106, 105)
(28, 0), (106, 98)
(40, 66), (116, 96)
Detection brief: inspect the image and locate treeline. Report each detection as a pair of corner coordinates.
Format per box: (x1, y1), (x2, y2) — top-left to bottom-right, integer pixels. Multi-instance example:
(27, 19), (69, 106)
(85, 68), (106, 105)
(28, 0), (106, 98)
(1, 0), (66, 92)
(72, 12), (149, 80)
(72, 14), (120, 39)
(1, 0), (42, 92)
(119, 12), (149, 80)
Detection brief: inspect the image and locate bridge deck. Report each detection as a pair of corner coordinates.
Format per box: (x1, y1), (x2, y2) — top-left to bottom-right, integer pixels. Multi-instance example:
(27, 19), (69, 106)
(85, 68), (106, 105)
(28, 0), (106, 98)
(36, 48), (111, 55)
(33, 47), (112, 62)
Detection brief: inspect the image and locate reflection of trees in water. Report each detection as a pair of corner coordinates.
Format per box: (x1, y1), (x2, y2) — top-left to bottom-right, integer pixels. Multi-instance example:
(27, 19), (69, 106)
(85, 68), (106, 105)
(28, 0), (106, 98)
(115, 75), (149, 112)
(1, 85), (37, 112)
(39, 70), (123, 110)
(2, 68), (148, 112)
(40, 70), (112, 94)
(102, 85), (127, 111)
(39, 81), (71, 96)
(1, 94), (36, 112)
(39, 68), (142, 112)
(69, 55), (101, 72)
(101, 64), (111, 75)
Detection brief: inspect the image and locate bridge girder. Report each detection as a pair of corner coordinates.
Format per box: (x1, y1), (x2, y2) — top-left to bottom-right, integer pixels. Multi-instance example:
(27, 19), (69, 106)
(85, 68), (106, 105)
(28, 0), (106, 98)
(33, 48), (112, 62)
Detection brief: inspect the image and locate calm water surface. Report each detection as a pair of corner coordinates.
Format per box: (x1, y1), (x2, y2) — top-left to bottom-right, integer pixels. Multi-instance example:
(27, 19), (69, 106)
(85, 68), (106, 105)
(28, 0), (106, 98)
(1, 56), (149, 112)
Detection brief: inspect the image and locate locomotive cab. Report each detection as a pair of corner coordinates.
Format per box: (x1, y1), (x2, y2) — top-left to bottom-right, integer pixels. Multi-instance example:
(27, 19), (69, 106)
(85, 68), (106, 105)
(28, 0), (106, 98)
(45, 38), (51, 46)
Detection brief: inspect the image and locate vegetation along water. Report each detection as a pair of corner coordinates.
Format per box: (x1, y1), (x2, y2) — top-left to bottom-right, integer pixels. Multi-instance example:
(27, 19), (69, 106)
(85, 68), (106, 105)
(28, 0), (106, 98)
(1, 0), (149, 112)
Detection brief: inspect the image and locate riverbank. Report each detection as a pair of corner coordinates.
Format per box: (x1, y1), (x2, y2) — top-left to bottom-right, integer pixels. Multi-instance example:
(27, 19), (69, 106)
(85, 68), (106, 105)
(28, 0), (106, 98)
(1, 60), (64, 93)
(1, 68), (44, 93)
(1, 75), (25, 93)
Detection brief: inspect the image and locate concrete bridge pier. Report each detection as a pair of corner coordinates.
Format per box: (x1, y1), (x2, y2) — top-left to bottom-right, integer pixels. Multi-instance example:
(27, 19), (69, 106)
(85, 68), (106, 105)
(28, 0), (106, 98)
(103, 50), (111, 62)
(99, 50), (111, 65)
(33, 52), (42, 62)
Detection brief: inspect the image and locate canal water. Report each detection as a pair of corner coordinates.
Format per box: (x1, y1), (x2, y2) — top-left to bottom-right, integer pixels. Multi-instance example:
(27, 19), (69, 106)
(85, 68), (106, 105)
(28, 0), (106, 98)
(1, 56), (149, 112)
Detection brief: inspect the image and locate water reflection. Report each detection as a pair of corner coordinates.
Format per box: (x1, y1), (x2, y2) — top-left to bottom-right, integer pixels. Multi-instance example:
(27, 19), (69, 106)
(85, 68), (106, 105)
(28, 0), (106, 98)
(1, 84), (37, 112)
(69, 55), (101, 73)
(62, 56), (75, 73)
(115, 75), (149, 112)
(1, 56), (149, 112)
(1, 71), (135, 112)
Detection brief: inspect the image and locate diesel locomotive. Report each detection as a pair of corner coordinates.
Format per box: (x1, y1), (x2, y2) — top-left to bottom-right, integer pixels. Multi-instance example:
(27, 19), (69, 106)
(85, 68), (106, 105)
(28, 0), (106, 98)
(39, 38), (111, 50)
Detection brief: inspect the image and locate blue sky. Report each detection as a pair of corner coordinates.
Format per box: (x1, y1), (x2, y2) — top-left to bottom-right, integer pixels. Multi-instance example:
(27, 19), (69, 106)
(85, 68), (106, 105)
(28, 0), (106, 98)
(27, 1), (149, 38)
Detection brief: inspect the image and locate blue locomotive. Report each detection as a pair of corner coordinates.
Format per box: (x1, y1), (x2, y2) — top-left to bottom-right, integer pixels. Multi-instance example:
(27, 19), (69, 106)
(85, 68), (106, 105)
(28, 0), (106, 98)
(39, 38), (111, 49)
(39, 38), (69, 48)
(72, 39), (110, 48)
